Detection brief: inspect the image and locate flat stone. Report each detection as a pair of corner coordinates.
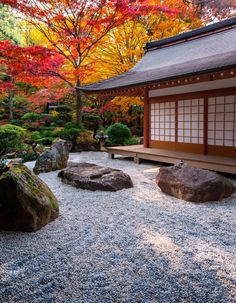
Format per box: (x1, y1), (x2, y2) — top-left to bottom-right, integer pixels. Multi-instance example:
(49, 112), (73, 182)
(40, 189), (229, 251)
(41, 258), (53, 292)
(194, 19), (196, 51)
(58, 162), (133, 191)
(0, 164), (59, 232)
(156, 163), (234, 202)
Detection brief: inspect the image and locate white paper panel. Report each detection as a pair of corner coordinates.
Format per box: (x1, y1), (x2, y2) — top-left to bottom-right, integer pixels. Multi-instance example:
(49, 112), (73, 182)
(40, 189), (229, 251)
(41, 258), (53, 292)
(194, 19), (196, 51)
(150, 102), (176, 142)
(207, 96), (236, 147)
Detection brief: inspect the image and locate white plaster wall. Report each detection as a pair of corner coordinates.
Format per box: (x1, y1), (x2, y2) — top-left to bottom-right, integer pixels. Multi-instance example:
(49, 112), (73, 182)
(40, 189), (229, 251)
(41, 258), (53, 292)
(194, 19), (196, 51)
(149, 78), (236, 98)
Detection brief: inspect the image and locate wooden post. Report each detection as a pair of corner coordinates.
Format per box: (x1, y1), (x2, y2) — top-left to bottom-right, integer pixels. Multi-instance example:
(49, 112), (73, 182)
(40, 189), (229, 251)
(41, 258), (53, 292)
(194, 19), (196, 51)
(204, 97), (208, 155)
(143, 89), (150, 148)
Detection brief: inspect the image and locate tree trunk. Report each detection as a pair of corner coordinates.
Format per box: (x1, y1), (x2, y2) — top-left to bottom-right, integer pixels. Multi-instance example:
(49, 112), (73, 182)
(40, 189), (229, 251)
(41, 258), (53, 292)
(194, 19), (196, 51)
(76, 79), (82, 125)
(8, 89), (14, 121)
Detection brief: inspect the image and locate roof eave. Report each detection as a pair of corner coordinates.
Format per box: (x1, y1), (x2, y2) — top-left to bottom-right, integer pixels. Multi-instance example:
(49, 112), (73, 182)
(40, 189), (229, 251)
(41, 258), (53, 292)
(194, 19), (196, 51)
(78, 64), (236, 94)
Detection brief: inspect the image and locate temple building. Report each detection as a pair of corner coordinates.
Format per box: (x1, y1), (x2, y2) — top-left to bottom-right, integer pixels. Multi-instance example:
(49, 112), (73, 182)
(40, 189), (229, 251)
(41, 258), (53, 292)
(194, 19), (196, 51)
(80, 17), (236, 173)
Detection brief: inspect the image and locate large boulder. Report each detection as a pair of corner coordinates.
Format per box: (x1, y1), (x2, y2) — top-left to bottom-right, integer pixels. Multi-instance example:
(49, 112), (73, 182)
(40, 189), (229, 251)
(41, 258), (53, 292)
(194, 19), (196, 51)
(33, 140), (72, 174)
(156, 163), (234, 202)
(0, 164), (59, 232)
(58, 162), (133, 191)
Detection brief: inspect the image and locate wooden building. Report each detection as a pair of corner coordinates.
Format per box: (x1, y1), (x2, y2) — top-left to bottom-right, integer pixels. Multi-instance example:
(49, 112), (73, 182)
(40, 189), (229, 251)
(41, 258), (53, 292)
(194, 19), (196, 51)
(80, 17), (236, 173)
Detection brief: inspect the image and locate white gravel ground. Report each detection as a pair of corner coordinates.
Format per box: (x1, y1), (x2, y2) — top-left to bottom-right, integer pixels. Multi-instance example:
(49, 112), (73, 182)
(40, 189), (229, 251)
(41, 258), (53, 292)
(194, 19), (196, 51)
(0, 151), (236, 303)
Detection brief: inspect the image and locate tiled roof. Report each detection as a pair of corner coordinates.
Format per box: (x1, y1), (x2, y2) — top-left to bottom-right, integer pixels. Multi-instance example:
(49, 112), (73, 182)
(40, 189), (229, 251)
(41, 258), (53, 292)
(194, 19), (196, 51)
(79, 17), (236, 93)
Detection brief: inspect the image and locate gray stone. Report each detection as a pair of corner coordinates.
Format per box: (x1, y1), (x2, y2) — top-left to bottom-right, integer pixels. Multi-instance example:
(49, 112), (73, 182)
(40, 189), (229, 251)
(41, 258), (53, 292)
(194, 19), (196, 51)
(58, 162), (133, 191)
(33, 140), (72, 174)
(0, 164), (59, 232)
(156, 163), (234, 202)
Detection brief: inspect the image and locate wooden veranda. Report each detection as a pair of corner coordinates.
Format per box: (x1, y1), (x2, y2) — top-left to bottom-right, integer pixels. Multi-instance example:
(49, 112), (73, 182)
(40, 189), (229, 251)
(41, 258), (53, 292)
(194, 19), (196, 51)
(107, 145), (236, 174)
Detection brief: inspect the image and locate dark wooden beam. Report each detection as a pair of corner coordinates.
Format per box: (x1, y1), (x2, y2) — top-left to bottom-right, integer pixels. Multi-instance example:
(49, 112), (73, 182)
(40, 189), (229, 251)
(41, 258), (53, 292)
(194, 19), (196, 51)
(143, 89), (150, 148)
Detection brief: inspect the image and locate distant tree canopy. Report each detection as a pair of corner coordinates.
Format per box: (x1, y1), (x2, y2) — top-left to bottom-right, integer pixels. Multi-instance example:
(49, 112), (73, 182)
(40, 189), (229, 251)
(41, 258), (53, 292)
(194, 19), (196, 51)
(0, 4), (22, 44)
(184, 0), (236, 20)
(0, 0), (235, 123)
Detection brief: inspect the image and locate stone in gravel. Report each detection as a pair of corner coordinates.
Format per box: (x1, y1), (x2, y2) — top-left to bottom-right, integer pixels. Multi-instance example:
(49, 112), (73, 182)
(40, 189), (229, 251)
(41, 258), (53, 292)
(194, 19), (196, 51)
(58, 162), (133, 191)
(156, 163), (234, 202)
(0, 164), (59, 232)
(33, 140), (72, 174)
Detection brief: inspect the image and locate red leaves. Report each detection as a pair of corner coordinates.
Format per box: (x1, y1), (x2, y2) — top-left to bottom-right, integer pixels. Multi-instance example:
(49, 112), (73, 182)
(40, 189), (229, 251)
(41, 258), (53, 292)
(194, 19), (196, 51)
(0, 40), (65, 97)
(29, 84), (73, 105)
(0, 0), (181, 99)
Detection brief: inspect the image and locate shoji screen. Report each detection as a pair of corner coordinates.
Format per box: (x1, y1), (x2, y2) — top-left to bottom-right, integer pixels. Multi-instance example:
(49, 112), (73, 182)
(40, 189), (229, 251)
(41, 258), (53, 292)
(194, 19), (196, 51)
(208, 96), (236, 147)
(150, 102), (175, 142)
(177, 99), (204, 144)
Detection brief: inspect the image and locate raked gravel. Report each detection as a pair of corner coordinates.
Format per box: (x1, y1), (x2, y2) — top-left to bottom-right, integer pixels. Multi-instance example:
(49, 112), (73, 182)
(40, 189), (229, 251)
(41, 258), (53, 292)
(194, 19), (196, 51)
(0, 152), (236, 303)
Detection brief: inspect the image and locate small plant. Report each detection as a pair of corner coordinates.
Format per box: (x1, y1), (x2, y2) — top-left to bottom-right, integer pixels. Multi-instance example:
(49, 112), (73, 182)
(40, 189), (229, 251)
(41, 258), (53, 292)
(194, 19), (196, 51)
(106, 123), (131, 145)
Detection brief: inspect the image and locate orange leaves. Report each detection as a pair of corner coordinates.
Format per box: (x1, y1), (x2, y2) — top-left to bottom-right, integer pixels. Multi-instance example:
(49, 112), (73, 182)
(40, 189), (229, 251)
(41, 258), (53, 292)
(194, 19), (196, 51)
(111, 96), (143, 113)
(0, 0), (204, 118)
(0, 0), (180, 88)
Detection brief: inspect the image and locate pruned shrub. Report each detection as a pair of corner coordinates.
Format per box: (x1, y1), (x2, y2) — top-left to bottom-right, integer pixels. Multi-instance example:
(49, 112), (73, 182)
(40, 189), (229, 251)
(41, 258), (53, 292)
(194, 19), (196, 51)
(76, 130), (94, 145)
(58, 127), (82, 141)
(36, 137), (54, 146)
(123, 137), (139, 145)
(22, 112), (42, 122)
(54, 105), (72, 123)
(31, 128), (57, 146)
(106, 123), (131, 145)
(82, 112), (102, 131)
(18, 152), (38, 162)
(73, 130), (97, 151)
(0, 124), (26, 155)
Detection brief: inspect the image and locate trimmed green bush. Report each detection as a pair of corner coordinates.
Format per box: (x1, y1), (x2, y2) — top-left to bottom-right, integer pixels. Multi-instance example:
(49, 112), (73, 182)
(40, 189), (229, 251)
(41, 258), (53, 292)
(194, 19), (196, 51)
(22, 112), (42, 122)
(36, 137), (54, 146)
(82, 113), (102, 130)
(18, 152), (38, 162)
(31, 131), (41, 141)
(124, 137), (139, 145)
(106, 123), (131, 145)
(31, 128), (57, 146)
(10, 119), (24, 126)
(58, 128), (82, 141)
(55, 105), (72, 123)
(0, 124), (26, 155)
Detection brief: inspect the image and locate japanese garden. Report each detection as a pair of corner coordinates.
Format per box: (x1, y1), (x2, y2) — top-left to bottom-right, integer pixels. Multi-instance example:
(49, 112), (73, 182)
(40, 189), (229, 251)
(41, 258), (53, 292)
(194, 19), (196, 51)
(0, 0), (236, 302)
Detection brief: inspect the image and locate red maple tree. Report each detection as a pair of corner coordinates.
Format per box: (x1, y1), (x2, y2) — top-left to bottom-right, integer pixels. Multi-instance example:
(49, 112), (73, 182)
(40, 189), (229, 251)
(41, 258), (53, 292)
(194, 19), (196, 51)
(1, 0), (177, 123)
(0, 40), (64, 119)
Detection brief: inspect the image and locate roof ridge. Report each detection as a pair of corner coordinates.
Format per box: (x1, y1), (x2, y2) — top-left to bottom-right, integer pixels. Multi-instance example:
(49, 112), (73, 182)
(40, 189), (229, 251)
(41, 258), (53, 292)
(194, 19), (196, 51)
(145, 16), (236, 51)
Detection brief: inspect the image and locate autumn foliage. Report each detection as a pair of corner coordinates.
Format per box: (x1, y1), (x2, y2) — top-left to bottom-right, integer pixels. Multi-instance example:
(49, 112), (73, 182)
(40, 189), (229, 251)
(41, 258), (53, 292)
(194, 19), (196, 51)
(0, 40), (64, 89)
(0, 0), (234, 124)
(0, 0), (180, 122)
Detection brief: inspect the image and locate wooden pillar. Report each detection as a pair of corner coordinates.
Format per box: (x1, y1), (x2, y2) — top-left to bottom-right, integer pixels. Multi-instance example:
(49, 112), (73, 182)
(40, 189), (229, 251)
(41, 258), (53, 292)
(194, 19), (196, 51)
(204, 97), (208, 155)
(143, 89), (150, 148)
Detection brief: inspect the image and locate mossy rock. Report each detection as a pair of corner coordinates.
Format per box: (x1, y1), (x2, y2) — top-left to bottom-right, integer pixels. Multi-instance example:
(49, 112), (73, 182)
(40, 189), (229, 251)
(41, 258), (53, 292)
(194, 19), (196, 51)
(0, 164), (59, 232)
(33, 140), (72, 174)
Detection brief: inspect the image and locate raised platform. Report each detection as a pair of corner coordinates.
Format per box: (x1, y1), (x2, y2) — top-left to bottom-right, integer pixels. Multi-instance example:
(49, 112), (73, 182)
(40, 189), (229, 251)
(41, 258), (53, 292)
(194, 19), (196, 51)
(107, 145), (236, 174)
